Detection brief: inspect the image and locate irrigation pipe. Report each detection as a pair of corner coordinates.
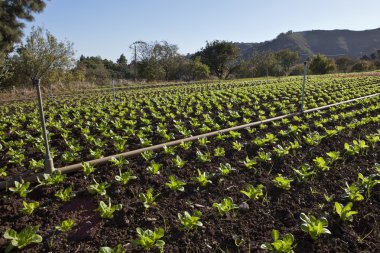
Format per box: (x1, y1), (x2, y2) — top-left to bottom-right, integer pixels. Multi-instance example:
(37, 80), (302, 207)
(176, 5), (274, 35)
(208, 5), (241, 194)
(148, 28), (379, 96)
(0, 92), (379, 190)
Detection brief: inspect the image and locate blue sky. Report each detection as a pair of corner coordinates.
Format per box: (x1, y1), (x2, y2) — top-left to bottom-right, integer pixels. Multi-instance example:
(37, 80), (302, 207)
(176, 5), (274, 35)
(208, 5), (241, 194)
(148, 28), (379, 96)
(24, 0), (380, 62)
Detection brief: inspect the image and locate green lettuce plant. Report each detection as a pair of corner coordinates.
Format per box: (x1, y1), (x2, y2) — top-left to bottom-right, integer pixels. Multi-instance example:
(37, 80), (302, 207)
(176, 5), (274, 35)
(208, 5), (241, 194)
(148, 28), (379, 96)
(260, 229), (295, 253)
(133, 227), (165, 252)
(3, 226), (42, 252)
(300, 213), (331, 240)
(178, 211), (203, 231)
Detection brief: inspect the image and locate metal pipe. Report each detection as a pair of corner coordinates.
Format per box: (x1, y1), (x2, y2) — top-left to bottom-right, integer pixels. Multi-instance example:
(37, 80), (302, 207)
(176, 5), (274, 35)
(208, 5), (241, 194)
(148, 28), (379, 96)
(33, 79), (54, 173)
(0, 92), (379, 190)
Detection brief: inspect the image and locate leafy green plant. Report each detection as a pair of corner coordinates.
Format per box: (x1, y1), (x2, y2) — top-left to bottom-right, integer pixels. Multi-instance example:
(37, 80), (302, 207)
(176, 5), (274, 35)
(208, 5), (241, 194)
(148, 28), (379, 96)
(55, 219), (75, 232)
(326, 151), (341, 164)
(173, 155), (186, 168)
(357, 173), (380, 198)
(88, 180), (109, 196)
(37, 170), (66, 186)
(0, 166), (7, 177)
(257, 150), (272, 162)
(133, 227), (165, 252)
(260, 229), (295, 253)
(313, 157), (330, 171)
(115, 169), (137, 185)
(243, 156), (257, 169)
(165, 175), (186, 192)
(213, 197), (238, 216)
(3, 226), (42, 252)
(178, 211), (203, 231)
(214, 147), (225, 157)
(293, 164), (316, 182)
(218, 163), (235, 176)
(99, 244), (125, 253)
(109, 156), (129, 168)
(334, 202), (358, 222)
(9, 180), (31, 198)
(21, 201), (39, 215)
(196, 149), (211, 162)
(343, 182), (364, 202)
(96, 198), (123, 219)
(192, 169), (212, 187)
(141, 150), (155, 161)
(55, 186), (76, 202)
(240, 184), (264, 201)
(300, 213), (331, 240)
(146, 161), (163, 175)
(273, 174), (293, 190)
(232, 141), (243, 151)
(82, 162), (95, 177)
(139, 188), (160, 208)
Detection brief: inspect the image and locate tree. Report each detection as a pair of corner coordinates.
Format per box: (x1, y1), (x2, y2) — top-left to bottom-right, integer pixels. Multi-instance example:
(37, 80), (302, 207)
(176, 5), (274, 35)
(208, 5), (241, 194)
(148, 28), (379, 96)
(116, 54), (127, 65)
(12, 27), (75, 85)
(152, 41), (179, 81)
(335, 57), (354, 73)
(274, 49), (299, 74)
(196, 40), (240, 79)
(308, 54), (336, 75)
(0, 0), (46, 54)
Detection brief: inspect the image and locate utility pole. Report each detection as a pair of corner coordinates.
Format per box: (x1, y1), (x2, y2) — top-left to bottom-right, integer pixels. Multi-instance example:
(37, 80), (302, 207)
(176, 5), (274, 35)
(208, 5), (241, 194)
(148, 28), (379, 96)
(130, 41), (147, 83)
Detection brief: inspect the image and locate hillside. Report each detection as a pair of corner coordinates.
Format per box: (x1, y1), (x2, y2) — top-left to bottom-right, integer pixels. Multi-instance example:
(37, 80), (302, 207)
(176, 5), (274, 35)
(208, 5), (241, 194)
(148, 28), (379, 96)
(236, 27), (380, 59)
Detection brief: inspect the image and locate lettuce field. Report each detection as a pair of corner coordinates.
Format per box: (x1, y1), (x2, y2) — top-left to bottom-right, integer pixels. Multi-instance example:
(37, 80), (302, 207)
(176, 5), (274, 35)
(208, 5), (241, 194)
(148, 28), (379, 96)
(0, 74), (379, 252)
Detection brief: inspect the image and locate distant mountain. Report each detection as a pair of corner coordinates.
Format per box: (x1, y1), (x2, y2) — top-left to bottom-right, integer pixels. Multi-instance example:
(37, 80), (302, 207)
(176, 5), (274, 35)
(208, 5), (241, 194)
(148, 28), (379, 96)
(236, 28), (380, 60)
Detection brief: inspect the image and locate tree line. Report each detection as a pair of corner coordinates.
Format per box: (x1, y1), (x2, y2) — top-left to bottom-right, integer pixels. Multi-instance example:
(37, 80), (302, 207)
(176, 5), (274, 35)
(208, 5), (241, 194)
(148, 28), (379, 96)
(1, 1), (379, 88)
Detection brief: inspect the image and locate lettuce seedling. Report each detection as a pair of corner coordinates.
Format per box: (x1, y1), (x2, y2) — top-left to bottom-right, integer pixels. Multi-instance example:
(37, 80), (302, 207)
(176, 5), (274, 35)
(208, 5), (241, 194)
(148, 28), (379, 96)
(218, 163), (235, 176)
(162, 145), (175, 155)
(214, 147), (226, 157)
(82, 162), (95, 177)
(326, 151), (341, 164)
(0, 166), (7, 177)
(213, 197), (238, 216)
(146, 161), (163, 175)
(9, 180), (31, 198)
(293, 164), (316, 182)
(55, 219), (75, 232)
(313, 157), (330, 171)
(232, 141), (243, 151)
(3, 226), (42, 252)
(192, 169), (212, 187)
(21, 201), (40, 215)
(139, 188), (160, 208)
(141, 150), (155, 161)
(334, 202), (358, 222)
(133, 227), (165, 252)
(109, 156), (129, 168)
(37, 170), (66, 186)
(55, 186), (76, 202)
(115, 169), (137, 185)
(165, 175), (186, 192)
(357, 173), (380, 198)
(260, 229), (295, 253)
(243, 156), (257, 169)
(178, 211), (203, 231)
(99, 244), (125, 253)
(273, 174), (292, 191)
(88, 180), (109, 196)
(179, 140), (192, 150)
(173, 155), (186, 168)
(240, 184), (264, 201)
(343, 182), (364, 202)
(196, 149), (211, 163)
(300, 213), (331, 240)
(96, 198), (123, 219)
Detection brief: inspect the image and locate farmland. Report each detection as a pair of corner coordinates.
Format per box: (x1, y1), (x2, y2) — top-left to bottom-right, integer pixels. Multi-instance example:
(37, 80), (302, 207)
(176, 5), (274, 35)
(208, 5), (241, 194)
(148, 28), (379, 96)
(0, 75), (380, 252)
